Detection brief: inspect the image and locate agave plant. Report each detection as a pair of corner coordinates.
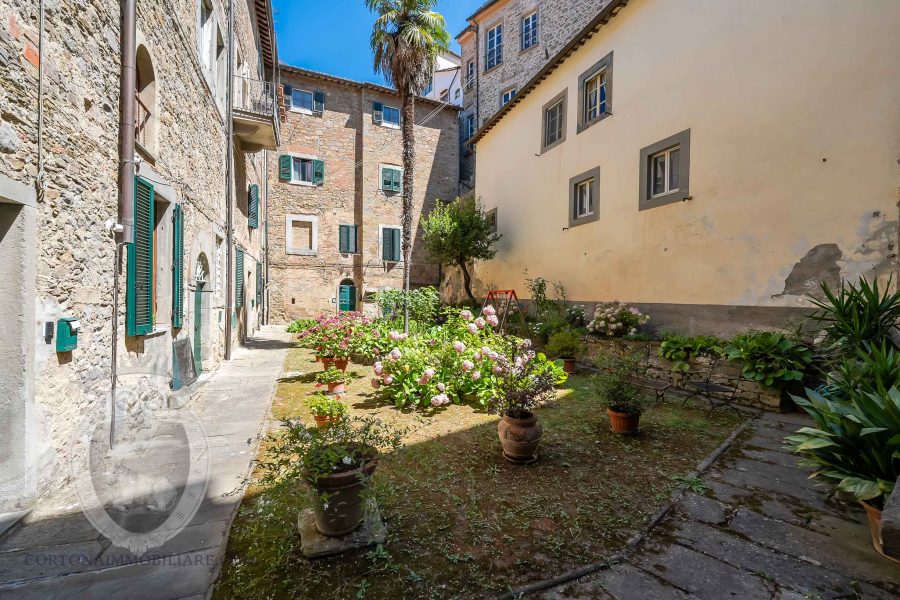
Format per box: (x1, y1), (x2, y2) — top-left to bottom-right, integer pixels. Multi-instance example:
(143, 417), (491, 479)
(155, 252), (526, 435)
(785, 387), (900, 506)
(808, 276), (900, 353)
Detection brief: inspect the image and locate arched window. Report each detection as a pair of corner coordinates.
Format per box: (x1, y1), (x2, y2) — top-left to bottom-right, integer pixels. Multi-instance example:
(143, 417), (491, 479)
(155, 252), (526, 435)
(135, 45), (158, 157)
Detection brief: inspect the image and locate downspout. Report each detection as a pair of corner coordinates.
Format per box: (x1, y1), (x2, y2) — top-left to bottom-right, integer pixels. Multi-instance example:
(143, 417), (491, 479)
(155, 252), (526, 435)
(36, 0), (45, 200)
(263, 149), (269, 325)
(112, 0), (137, 448)
(223, 0), (235, 359)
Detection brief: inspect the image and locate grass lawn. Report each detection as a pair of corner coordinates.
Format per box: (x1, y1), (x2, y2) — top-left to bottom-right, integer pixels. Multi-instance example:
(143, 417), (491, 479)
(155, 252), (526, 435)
(215, 344), (742, 600)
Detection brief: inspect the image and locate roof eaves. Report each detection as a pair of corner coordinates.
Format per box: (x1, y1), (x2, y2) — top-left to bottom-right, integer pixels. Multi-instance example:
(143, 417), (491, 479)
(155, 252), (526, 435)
(470, 0), (628, 146)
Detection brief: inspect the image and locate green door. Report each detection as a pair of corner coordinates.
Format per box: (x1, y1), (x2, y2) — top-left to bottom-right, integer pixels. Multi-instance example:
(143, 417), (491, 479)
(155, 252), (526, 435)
(338, 281), (356, 312)
(193, 283), (203, 374)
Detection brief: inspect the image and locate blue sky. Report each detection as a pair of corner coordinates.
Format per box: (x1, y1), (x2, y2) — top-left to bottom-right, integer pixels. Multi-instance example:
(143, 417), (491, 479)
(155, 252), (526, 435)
(273, 0), (481, 85)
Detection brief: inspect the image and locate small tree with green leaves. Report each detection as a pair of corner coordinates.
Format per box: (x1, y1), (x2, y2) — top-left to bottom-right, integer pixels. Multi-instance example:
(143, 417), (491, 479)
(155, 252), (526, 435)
(421, 196), (501, 303)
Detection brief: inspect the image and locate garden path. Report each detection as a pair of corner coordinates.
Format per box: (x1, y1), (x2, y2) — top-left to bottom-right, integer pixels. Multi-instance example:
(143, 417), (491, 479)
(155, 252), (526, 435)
(537, 412), (900, 599)
(0, 326), (292, 600)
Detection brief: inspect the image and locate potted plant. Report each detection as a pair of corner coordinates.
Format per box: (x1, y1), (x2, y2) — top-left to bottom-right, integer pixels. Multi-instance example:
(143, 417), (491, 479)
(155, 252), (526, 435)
(258, 416), (403, 537)
(786, 385), (900, 563)
(316, 367), (350, 395)
(490, 337), (567, 463)
(593, 353), (650, 434)
(304, 392), (348, 428)
(545, 328), (586, 374)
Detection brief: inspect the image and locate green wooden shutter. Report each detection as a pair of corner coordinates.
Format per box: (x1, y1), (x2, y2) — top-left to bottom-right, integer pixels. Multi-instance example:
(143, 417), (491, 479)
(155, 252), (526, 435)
(256, 261), (263, 306)
(339, 224), (349, 253)
(373, 102), (383, 124)
(279, 155), (292, 181)
(381, 167), (390, 191)
(392, 169), (402, 193)
(248, 184), (259, 229)
(313, 90), (325, 114)
(312, 159), (325, 185)
(392, 228), (401, 261)
(350, 225), (358, 254)
(127, 177), (155, 336)
(235, 248), (245, 308)
(284, 85), (293, 108)
(172, 203), (184, 328)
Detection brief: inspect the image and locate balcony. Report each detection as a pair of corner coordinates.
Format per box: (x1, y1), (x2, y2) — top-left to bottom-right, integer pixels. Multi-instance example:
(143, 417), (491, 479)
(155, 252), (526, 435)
(232, 76), (280, 151)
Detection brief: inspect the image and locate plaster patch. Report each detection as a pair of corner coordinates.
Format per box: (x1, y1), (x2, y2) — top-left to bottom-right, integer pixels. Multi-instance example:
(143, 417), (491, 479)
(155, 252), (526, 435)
(779, 244), (842, 298)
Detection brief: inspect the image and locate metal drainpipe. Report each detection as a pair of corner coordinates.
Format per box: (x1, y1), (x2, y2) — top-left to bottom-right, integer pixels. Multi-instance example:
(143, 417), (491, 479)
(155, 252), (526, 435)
(111, 0), (137, 448)
(223, 0), (235, 360)
(263, 149), (269, 325)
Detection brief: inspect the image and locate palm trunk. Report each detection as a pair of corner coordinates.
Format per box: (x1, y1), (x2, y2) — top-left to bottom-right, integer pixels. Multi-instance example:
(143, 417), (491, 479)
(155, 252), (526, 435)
(401, 92), (415, 333)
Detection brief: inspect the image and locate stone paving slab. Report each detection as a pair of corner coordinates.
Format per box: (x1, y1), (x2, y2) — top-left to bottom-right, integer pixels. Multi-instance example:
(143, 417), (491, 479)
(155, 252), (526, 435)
(0, 326), (292, 600)
(536, 412), (900, 600)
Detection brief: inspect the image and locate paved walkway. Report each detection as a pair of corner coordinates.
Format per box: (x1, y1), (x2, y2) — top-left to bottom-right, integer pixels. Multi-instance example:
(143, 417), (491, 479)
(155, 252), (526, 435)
(539, 412), (900, 599)
(0, 326), (292, 600)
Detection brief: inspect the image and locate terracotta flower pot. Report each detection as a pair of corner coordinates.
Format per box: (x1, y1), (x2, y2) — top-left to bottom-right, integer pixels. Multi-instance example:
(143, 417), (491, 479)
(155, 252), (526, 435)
(327, 381), (346, 395)
(561, 358), (578, 374)
(314, 355), (324, 363)
(333, 359), (349, 372)
(497, 411), (543, 464)
(608, 408), (641, 434)
(309, 453), (378, 537)
(313, 414), (342, 429)
(860, 500), (900, 564)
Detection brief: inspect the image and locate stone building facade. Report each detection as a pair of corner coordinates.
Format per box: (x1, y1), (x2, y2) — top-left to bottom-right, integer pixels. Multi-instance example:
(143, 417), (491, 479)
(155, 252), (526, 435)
(0, 0), (277, 523)
(268, 67), (459, 323)
(457, 0), (611, 191)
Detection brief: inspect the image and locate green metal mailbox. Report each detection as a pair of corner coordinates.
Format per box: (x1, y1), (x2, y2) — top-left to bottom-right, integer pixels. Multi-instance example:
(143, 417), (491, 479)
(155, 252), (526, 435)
(56, 317), (80, 352)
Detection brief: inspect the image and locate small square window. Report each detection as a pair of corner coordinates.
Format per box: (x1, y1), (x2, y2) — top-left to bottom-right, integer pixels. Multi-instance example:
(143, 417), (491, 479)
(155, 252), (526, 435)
(486, 208), (498, 234)
(381, 166), (402, 193)
(639, 130), (691, 210)
(568, 167), (601, 227)
(291, 89), (314, 113)
(292, 158), (313, 183)
(501, 88), (517, 107)
(286, 214), (319, 256)
(464, 113), (476, 139)
(521, 12), (538, 51)
(380, 226), (402, 262)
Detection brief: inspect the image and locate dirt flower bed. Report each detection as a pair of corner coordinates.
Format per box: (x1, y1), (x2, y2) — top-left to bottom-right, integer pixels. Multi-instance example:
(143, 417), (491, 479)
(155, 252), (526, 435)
(214, 346), (742, 600)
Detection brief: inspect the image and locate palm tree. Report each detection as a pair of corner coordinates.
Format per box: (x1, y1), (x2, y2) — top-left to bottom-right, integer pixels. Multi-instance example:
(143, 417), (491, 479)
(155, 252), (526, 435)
(367, 0), (450, 332)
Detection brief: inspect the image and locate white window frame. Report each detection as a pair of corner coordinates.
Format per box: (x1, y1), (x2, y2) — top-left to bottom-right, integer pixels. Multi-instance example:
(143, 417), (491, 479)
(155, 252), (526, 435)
(285, 214), (319, 256)
(501, 88), (516, 107)
(545, 100), (564, 146)
(381, 104), (401, 128)
(486, 24), (503, 70)
(287, 154), (319, 186)
(378, 224), (403, 263)
(379, 163), (404, 193)
(521, 12), (538, 51)
(650, 146), (681, 198)
(198, 0), (215, 79)
(466, 60), (475, 89)
(584, 70), (607, 123)
(290, 88), (315, 115)
(574, 179), (594, 218)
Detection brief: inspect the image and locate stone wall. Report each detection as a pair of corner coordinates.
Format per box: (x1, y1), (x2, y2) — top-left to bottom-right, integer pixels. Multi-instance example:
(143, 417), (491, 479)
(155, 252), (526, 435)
(581, 337), (783, 411)
(268, 69), (459, 323)
(0, 0), (269, 499)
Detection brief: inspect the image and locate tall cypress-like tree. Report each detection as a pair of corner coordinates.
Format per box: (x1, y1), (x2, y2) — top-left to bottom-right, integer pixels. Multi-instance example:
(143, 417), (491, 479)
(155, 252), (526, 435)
(367, 0), (450, 332)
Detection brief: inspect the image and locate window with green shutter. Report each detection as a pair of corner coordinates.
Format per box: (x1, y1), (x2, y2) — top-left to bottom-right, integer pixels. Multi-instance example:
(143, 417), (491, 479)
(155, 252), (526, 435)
(172, 203), (185, 328)
(256, 261), (264, 306)
(248, 184), (259, 229)
(127, 177), (155, 336)
(339, 224), (358, 254)
(381, 167), (402, 193)
(235, 247), (245, 308)
(279, 155), (292, 181)
(373, 102), (383, 124)
(382, 227), (401, 262)
(312, 159), (325, 185)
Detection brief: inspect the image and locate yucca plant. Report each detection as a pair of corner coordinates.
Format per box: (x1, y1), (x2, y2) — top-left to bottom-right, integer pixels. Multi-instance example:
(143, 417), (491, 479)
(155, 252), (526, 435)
(808, 276), (900, 353)
(785, 387), (900, 507)
(831, 341), (900, 399)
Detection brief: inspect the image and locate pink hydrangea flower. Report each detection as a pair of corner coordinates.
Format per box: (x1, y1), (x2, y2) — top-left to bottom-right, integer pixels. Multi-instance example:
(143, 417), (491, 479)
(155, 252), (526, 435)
(487, 315), (500, 327)
(481, 346), (492, 356)
(418, 376), (430, 385)
(372, 329), (381, 338)
(389, 348), (402, 361)
(522, 339), (533, 349)
(461, 360), (474, 372)
(437, 382), (446, 392)
(467, 323), (478, 335)
(474, 317), (486, 329)
(424, 368), (436, 378)
(383, 375), (394, 385)
(492, 365), (504, 374)
(389, 331), (408, 341)
(431, 393), (450, 407)
(460, 309), (473, 321)
(482, 305), (496, 317)
(373, 362), (384, 375)
(453, 341), (466, 353)
(471, 370), (481, 381)
(371, 378), (381, 389)
(473, 352), (483, 361)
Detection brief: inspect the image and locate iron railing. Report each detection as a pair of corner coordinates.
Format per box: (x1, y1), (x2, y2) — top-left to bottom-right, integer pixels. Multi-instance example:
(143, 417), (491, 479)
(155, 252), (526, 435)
(233, 75), (280, 143)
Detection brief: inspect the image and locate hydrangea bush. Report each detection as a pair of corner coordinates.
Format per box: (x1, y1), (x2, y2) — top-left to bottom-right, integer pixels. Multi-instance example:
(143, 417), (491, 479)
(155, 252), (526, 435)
(371, 306), (566, 409)
(296, 312), (371, 359)
(587, 302), (650, 337)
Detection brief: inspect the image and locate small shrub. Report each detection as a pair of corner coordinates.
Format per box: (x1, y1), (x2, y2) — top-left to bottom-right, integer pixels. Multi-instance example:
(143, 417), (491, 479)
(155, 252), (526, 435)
(659, 332), (727, 371)
(287, 319), (317, 334)
(725, 331), (813, 388)
(304, 393), (348, 418)
(315, 368), (349, 385)
(374, 286), (441, 325)
(545, 328), (586, 359)
(587, 302), (650, 337)
(565, 305), (588, 328)
(592, 353), (650, 415)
